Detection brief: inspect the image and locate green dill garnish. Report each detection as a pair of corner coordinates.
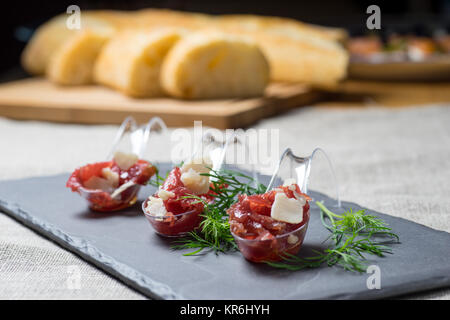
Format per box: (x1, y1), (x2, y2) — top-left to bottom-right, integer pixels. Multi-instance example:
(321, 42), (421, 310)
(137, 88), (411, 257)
(172, 168), (265, 255)
(149, 165), (399, 272)
(171, 194), (237, 254)
(147, 167), (167, 188)
(265, 201), (399, 272)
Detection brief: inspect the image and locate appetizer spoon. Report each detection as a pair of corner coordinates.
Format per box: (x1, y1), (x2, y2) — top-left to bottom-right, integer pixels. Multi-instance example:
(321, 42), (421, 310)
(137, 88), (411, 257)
(142, 130), (259, 237)
(67, 117), (165, 212)
(108, 116), (167, 160)
(143, 129), (228, 237)
(109, 116), (167, 199)
(200, 131), (259, 184)
(266, 147), (341, 207)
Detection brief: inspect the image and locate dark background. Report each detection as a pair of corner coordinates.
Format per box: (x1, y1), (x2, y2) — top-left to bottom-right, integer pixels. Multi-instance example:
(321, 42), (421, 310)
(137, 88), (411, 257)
(1, 0), (450, 78)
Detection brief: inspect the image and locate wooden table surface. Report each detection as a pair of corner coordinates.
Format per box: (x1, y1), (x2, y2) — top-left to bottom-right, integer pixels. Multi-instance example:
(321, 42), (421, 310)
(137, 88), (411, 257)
(318, 80), (450, 108)
(0, 74), (448, 129)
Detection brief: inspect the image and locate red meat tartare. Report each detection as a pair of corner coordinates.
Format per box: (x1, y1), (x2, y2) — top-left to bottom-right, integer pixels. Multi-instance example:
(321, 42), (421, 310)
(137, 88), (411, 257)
(143, 157), (216, 237)
(228, 180), (310, 262)
(67, 152), (156, 212)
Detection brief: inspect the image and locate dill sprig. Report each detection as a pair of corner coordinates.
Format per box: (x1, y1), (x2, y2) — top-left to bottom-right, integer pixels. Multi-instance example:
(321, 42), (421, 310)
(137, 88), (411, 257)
(150, 165), (399, 272)
(266, 201), (400, 272)
(170, 194), (236, 254)
(172, 168), (265, 255)
(147, 167), (167, 188)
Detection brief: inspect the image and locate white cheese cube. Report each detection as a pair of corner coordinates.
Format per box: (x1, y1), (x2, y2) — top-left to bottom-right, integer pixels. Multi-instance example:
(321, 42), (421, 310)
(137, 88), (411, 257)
(146, 196), (167, 217)
(83, 176), (114, 193)
(270, 192), (304, 224)
(113, 151), (138, 171)
(101, 167), (119, 188)
(287, 234), (299, 245)
(181, 156), (212, 174)
(293, 192), (307, 206)
(180, 168), (210, 195)
(110, 180), (135, 199)
(179, 156), (212, 195)
(158, 188), (175, 200)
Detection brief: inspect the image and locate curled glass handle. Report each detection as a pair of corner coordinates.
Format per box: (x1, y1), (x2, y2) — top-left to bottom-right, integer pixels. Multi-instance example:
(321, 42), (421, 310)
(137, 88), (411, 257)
(267, 147), (341, 207)
(108, 117), (138, 159)
(141, 116), (168, 158)
(197, 131), (228, 172)
(192, 131), (259, 185)
(220, 132), (259, 186)
(107, 116), (168, 159)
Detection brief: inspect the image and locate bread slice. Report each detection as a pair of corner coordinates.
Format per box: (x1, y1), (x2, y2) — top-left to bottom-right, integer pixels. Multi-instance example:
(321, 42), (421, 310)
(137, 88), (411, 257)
(213, 15), (348, 86)
(232, 30), (349, 86)
(94, 28), (184, 97)
(161, 32), (270, 99)
(47, 28), (113, 85)
(22, 9), (348, 87)
(216, 14), (347, 43)
(134, 9), (211, 30)
(21, 13), (116, 76)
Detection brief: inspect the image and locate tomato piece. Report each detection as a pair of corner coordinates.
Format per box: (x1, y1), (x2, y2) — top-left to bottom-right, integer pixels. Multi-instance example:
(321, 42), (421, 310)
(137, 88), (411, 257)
(155, 167), (218, 216)
(144, 166), (220, 237)
(66, 159), (155, 212)
(228, 184), (309, 238)
(129, 160), (157, 185)
(162, 167), (183, 191)
(246, 195), (272, 216)
(261, 190), (277, 203)
(78, 161), (111, 186)
(163, 186), (200, 215)
(228, 184), (311, 263)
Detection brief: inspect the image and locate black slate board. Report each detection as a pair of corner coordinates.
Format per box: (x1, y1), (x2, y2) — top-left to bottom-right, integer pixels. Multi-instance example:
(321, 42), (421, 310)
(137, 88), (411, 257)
(0, 164), (449, 300)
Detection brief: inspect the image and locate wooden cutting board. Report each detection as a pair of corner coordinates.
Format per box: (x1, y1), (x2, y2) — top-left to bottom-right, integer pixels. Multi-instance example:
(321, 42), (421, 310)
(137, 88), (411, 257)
(320, 80), (450, 107)
(0, 78), (321, 129)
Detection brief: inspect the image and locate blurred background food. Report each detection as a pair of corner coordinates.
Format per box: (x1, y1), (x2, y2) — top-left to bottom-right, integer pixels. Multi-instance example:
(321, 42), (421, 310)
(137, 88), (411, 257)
(347, 27), (450, 80)
(159, 31), (271, 99)
(0, 0), (449, 126)
(3, 0), (450, 79)
(93, 28), (184, 97)
(20, 8), (348, 96)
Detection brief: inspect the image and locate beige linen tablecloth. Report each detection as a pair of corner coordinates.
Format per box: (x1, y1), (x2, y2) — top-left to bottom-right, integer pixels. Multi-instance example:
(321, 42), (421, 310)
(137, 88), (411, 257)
(0, 105), (449, 299)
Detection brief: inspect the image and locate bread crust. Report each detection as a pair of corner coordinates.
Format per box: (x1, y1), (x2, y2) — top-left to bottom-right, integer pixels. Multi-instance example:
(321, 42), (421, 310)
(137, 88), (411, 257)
(22, 12), (117, 76)
(221, 28), (349, 85)
(47, 29), (112, 85)
(216, 14), (347, 43)
(161, 32), (270, 99)
(22, 9), (349, 89)
(94, 28), (184, 97)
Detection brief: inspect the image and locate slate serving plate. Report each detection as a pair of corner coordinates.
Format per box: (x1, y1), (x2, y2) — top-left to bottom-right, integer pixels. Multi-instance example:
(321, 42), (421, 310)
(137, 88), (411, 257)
(0, 163), (449, 299)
